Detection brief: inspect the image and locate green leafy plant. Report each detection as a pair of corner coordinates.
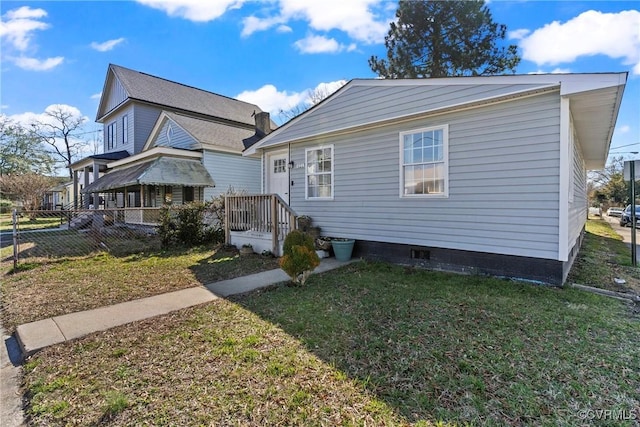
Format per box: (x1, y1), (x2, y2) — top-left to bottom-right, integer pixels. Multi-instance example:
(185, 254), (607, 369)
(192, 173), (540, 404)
(283, 230), (315, 256)
(279, 245), (320, 286)
(280, 230), (320, 285)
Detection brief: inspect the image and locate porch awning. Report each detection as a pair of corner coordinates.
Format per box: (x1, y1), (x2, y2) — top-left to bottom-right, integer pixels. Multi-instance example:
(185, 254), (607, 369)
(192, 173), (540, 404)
(82, 157), (215, 193)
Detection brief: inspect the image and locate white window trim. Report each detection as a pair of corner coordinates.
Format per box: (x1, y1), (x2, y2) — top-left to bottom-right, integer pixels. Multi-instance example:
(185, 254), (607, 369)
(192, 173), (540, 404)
(305, 144), (334, 200)
(399, 124), (449, 198)
(122, 115), (129, 145)
(107, 121), (116, 150)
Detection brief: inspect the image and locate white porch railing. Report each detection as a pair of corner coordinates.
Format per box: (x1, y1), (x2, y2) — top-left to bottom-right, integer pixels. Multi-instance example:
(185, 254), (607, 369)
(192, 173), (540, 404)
(225, 194), (297, 255)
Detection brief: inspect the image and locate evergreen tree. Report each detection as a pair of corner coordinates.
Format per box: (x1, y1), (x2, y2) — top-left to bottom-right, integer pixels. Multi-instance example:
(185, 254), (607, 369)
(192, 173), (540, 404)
(369, 0), (520, 78)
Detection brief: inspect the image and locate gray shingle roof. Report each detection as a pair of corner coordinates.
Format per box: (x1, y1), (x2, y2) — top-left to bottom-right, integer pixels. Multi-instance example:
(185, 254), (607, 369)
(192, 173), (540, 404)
(105, 64), (263, 126)
(164, 112), (254, 153)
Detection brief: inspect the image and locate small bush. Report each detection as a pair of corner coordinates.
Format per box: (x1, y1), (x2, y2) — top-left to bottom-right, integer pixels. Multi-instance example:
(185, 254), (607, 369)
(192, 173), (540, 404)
(157, 202), (212, 248)
(283, 230), (315, 256)
(0, 198), (13, 214)
(175, 202), (206, 246)
(280, 244), (320, 286)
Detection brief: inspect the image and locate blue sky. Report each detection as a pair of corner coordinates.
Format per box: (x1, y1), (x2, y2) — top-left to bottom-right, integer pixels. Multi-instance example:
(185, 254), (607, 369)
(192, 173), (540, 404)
(1, 0), (638, 162)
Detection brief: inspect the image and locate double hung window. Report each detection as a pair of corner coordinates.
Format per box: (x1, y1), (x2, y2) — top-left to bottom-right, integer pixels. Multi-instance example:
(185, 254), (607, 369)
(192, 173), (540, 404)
(306, 146), (333, 199)
(400, 125), (448, 197)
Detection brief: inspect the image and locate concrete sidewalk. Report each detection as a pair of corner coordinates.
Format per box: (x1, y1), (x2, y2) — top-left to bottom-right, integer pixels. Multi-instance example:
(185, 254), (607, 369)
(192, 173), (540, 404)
(15, 258), (353, 357)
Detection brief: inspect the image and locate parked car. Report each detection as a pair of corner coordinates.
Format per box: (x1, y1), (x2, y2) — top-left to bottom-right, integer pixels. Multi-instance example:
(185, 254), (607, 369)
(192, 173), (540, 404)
(607, 207), (625, 217)
(619, 205), (640, 227)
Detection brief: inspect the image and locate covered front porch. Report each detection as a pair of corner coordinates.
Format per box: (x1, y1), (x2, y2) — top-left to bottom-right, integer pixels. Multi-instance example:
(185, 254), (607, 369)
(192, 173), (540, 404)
(77, 156), (215, 227)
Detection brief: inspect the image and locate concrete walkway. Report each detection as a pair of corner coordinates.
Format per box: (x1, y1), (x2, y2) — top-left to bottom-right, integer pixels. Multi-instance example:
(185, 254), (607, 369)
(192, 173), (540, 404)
(3, 257), (353, 426)
(14, 258), (352, 357)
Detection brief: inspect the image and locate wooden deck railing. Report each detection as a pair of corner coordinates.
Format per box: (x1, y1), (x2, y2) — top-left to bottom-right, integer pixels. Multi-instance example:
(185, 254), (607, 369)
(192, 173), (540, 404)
(224, 194), (297, 253)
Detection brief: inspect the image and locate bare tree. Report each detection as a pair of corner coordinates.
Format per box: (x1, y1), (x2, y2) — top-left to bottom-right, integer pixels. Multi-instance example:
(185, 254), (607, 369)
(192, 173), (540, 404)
(0, 173), (56, 219)
(30, 105), (89, 179)
(279, 82), (347, 122)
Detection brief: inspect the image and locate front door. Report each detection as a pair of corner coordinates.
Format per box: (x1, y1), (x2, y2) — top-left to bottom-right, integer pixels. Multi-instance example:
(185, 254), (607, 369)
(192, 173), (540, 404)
(267, 150), (289, 202)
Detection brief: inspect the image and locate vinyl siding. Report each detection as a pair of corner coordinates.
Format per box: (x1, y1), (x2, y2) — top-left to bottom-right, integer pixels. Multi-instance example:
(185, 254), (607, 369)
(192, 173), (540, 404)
(103, 105), (134, 154)
(568, 118), (587, 250)
(133, 104), (162, 154)
(261, 83), (554, 148)
(152, 119), (199, 150)
(280, 91), (561, 260)
(103, 75), (128, 114)
(203, 151), (261, 199)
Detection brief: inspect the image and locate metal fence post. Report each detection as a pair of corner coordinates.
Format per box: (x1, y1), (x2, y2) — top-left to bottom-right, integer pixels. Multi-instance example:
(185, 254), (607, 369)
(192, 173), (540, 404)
(12, 208), (18, 269)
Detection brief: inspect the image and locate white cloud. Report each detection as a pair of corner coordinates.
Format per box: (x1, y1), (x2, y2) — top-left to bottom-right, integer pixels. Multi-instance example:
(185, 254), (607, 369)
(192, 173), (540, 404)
(236, 79), (347, 120)
(294, 34), (356, 54)
(528, 68), (572, 75)
(514, 10), (640, 74)
(236, 84), (307, 117)
(12, 56), (64, 71)
(616, 125), (631, 134)
(136, 0), (245, 22)
(0, 6), (49, 51)
(276, 25), (292, 33)
(90, 37), (125, 52)
(91, 92), (102, 100)
(241, 0), (391, 45)
(0, 6), (64, 71)
(508, 28), (530, 40)
(10, 104), (88, 128)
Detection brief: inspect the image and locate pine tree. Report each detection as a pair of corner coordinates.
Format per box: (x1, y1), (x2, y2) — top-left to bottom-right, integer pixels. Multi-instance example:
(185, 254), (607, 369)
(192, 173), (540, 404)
(369, 0), (520, 78)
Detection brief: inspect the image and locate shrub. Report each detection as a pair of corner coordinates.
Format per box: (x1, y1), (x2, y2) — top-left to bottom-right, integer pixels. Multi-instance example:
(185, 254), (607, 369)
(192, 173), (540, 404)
(157, 202), (213, 248)
(279, 245), (320, 286)
(175, 202), (206, 246)
(157, 205), (176, 248)
(283, 230), (315, 256)
(0, 198), (13, 214)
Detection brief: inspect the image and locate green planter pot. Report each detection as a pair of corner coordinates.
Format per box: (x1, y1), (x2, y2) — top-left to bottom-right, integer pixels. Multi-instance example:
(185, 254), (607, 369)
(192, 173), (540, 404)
(332, 239), (355, 261)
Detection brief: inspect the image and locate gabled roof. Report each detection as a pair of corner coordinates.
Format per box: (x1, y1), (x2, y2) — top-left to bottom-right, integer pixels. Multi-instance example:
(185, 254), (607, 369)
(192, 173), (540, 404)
(245, 73), (627, 170)
(145, 111), (255, 153)
(96, 64), (264, 127)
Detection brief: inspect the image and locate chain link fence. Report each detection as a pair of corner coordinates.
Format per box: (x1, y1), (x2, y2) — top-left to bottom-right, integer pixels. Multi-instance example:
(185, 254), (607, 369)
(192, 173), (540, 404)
(1, 208), (163, 270)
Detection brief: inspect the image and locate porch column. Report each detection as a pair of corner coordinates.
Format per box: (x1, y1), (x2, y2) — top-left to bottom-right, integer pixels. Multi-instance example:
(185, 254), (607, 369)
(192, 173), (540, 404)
(83, 167), (90, 209)
(92, 161), (99, 210)
(73, 170), (79, 209)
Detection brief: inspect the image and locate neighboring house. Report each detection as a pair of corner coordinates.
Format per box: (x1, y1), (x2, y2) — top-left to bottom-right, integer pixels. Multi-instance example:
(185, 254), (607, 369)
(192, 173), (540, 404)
(245, 72), (627, 285)
(43, 180), (73, 210)
(71, 64), (271, 211)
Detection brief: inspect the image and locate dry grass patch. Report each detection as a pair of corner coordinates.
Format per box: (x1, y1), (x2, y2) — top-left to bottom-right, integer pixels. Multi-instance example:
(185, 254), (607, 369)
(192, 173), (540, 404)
(1, 245), (279, 332)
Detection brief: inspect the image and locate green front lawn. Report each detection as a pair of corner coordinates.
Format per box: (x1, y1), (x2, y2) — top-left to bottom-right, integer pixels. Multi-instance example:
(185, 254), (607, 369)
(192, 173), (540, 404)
(568, 217), (640, 294)
(0, 212), (66, 232)
(20, 262), (640, 426)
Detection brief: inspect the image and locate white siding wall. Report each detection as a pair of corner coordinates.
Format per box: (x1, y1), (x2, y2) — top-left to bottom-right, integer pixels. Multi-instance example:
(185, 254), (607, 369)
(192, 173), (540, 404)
(282, 91), (562, 260)
(568, 117), (587, 251)
(202, 151), (261, 200)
